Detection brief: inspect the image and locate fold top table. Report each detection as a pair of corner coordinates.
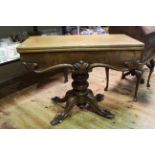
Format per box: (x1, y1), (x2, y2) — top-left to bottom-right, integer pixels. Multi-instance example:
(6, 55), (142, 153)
(17, 34), (145, 125)
(17, 34), (144, 70)
(18, 34), (144, 52)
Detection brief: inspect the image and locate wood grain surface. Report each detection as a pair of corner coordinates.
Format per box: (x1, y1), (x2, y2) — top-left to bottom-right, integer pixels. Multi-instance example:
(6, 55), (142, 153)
(17, 35), (144, 70)
(17, 35), (144, 53)
(0, 67), (155, 129)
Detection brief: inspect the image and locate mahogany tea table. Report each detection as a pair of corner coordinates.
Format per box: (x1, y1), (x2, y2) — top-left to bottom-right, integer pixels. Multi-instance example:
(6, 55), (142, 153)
(17, 35), (144, 125)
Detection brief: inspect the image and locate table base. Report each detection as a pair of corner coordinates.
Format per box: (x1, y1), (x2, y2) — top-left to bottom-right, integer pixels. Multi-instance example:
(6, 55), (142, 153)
(50, 61), (114, 125)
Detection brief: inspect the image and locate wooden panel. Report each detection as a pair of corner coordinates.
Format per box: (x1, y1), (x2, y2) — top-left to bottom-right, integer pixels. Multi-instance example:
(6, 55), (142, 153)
(20, 50), (142, 69)
(17, 35), (144, 53)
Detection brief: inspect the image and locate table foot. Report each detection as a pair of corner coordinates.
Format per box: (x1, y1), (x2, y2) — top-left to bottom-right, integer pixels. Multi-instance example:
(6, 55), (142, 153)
(86, 91), (114, 119)
(50, 114), (66, 125)
(51, 89), (113, 125)
(51, 96), (77, 125)
(52, 96), (66, 104)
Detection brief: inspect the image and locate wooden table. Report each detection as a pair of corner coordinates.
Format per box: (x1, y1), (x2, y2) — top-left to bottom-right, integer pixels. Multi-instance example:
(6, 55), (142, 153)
(17, 34), (144, 125)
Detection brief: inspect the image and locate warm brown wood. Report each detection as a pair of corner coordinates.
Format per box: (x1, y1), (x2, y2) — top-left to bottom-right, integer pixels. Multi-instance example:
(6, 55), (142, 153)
(51, 61), (113, 125)
(16, 34), (145, 125)
(17, 35), (144, 52)
(17, 35), (144, 70)
(20, 51), (143, 69)
(17, 35), (144, 100)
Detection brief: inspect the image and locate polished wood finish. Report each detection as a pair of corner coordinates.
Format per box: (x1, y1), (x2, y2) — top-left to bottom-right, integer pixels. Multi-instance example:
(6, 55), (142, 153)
(51, 61), (113, 125)
(17, 35), (144, 125)
(17, 35), (144, 72)
(17, 35), (144, 52)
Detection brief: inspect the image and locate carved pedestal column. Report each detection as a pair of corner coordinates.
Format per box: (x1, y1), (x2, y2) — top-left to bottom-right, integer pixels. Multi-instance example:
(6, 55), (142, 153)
(51, 61), (114, 125)
(22, 60), (114, 125)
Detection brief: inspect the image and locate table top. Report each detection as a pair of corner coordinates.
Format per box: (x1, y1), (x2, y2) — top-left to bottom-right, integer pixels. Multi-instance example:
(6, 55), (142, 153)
(17, 34), (144, 53)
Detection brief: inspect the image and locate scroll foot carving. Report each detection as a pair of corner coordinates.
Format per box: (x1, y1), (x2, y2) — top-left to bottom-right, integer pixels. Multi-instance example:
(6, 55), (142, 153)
(86, 91), (113, 119)
(52, 96), (66, 104)
(50, 96), (77, 125)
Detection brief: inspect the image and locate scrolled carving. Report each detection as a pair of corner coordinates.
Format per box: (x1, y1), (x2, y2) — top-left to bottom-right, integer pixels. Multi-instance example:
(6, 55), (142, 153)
(22, 61), (38, 71)
(72, 60), (91, 74)
(50, 60), (114, 125)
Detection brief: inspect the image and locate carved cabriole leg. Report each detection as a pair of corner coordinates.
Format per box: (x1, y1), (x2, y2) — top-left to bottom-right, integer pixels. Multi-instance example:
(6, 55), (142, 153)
(104, 67), (109, 91)
(146, 59), (154, 87)
(134, 70), (143, 101)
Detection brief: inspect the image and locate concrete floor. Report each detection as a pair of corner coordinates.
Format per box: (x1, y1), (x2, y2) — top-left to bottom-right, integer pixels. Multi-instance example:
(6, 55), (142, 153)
(0, 67), (155, 129)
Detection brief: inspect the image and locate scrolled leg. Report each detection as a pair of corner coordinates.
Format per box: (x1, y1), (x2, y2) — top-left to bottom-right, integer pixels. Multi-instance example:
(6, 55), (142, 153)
(50, 96), (77, 125)
(86, 91), (113, 119)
